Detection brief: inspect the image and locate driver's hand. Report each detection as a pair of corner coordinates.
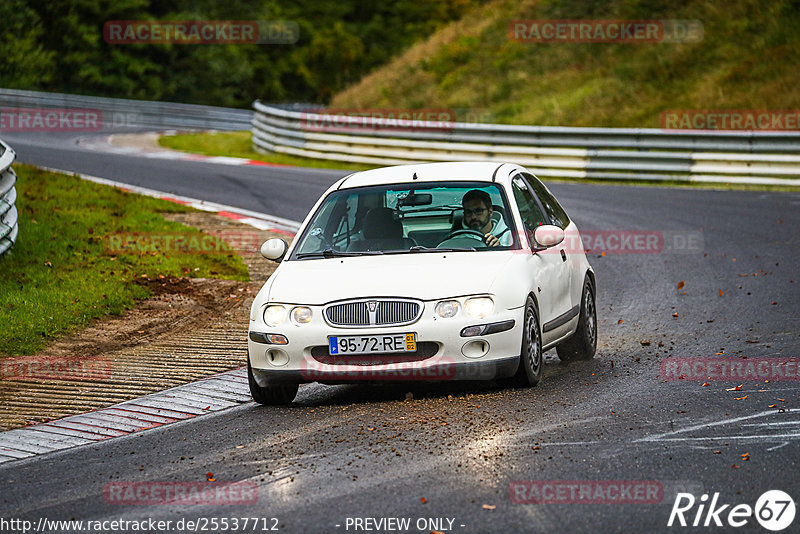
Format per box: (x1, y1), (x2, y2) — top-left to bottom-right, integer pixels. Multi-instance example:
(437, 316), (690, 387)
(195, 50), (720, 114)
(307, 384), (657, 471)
(484, 233), (500, 247)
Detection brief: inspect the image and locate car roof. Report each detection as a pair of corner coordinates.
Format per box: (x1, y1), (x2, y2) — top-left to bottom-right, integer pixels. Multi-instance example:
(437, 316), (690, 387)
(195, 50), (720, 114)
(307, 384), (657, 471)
(337, 161), (520, 189)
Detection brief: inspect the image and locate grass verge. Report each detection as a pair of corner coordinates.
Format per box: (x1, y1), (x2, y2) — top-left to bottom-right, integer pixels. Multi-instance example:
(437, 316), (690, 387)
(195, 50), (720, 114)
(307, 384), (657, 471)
(158, 130), (372, 172)
(0, 165), (250, 356)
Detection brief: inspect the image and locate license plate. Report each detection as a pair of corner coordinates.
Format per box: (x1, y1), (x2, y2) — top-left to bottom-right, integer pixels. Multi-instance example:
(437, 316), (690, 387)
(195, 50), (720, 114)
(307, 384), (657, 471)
(328, 333), (416, 355)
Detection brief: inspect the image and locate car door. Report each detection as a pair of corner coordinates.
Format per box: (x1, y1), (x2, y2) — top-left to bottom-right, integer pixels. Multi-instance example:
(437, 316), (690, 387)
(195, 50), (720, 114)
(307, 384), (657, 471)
(510, 174), (573, 346)
(521, 172), (582, 310)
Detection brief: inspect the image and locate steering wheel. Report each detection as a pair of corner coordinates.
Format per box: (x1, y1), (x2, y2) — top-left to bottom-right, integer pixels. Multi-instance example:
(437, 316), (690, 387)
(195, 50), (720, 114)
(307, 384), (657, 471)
(445, 229), (486, 241)
(438, 229), (488, 248)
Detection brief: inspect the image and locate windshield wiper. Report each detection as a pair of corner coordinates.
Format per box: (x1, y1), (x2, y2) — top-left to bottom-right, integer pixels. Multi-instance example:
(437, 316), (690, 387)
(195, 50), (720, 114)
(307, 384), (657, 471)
(295, 248), (384, 259)
(407, 245), (476, 253)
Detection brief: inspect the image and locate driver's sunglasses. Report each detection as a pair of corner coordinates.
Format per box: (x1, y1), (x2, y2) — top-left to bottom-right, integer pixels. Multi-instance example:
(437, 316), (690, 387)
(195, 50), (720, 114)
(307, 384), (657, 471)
(463, 207), (488, 216)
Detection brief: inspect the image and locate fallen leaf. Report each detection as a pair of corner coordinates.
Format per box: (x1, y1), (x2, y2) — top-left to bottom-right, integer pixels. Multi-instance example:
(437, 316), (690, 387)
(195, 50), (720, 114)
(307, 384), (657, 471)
(420, 497), (427, 504)
(600, 252), (606, 257)
(203, 406), (211, 410)
(702, 382), (710, 387)
(617, 319), (623, 324)
(732, 464), (740, 469)
(677, 281), (685, 290)
(640, 340), (651, 346)
(733, 396), (748, 400)
(713, 451), (721, 454)
(741, 453), (750, 461)
(769, 404), (777, 408)
(206, 472), (215, 481)
(719, 289), (724, 296)
(725, 384), (744, 391)
(672, 312), (678, 318)
(482, 504), (496, 510)
(778, 398), (786, 402)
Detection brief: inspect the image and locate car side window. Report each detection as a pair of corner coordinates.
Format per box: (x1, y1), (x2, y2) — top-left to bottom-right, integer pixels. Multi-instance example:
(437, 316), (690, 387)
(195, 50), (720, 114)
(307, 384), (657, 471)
(511, 174), (546, 244)
(522, 173), (570, 228)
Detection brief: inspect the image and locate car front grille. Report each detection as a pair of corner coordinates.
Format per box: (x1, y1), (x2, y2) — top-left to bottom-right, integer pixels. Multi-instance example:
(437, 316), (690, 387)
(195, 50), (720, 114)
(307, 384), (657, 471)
(324, 298), (422, 327)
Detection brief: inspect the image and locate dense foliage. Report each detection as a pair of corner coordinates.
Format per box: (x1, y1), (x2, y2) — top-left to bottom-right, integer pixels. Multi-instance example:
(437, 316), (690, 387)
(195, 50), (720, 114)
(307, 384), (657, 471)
(0, 0), (485, 107)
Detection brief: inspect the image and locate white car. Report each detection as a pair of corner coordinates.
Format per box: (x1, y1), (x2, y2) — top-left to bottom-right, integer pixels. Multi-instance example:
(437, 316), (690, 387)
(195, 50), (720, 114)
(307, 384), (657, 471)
(248, 162), (596, 404)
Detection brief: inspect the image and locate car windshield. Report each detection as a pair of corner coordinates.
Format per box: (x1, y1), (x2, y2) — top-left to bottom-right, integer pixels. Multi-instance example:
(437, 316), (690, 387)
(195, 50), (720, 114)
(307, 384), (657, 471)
(290, 181), (519, 259)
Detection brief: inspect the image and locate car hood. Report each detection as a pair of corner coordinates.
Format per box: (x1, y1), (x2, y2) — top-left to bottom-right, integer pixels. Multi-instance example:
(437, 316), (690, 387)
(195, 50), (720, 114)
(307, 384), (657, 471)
(266, 252), (515, 304)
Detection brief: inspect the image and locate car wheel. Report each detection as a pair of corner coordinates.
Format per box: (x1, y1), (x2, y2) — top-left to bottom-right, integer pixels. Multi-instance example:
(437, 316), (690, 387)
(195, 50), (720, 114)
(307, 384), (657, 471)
(247, 361), (298, 405)
(509, 296), (543, 387)
(556, 277), (597, 362)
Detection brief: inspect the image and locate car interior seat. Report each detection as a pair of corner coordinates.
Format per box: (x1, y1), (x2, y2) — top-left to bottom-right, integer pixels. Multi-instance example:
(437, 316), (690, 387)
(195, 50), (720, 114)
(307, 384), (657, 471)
(348, 207), (417, 251)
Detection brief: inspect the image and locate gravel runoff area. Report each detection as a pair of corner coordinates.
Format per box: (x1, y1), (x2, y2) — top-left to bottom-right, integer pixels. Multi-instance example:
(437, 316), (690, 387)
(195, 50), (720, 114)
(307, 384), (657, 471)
(0, 211), (288, 430)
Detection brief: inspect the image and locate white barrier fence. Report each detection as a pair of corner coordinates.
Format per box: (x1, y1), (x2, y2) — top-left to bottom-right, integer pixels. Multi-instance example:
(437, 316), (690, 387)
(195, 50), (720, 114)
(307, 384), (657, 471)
(252, 101), (800, 186)
(0, 88), (252, 131)
(0, 139), (18, 256)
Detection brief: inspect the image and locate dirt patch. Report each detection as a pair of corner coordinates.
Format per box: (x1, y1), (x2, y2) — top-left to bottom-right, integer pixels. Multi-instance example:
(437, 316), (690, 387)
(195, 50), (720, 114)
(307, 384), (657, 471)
(30, 276), (258, 364)
(0, 212), (293, 430)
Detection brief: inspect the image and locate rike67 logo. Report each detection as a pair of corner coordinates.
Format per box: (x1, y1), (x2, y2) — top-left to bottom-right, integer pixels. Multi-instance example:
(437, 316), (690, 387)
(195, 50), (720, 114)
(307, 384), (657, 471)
(668, 490), (795, 531)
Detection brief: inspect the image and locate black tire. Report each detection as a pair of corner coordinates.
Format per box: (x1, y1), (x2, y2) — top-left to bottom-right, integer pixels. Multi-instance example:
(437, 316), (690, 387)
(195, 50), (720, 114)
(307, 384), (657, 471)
(247, 361), (298, 405)
(556, 277), (597, 362)
(509, 296), (543, 387)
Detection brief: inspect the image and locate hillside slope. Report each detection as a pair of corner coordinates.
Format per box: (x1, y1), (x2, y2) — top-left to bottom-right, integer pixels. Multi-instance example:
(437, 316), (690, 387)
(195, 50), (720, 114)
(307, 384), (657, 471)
(330, 0), (800, 127)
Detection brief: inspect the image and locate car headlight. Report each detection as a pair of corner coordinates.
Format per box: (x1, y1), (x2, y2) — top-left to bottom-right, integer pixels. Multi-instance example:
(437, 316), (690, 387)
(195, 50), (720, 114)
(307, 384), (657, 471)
(291, 306), (313, 324)
(264, 305), (288, 326)
(465, 297), (494, 319)
(435, 300), (460, 318)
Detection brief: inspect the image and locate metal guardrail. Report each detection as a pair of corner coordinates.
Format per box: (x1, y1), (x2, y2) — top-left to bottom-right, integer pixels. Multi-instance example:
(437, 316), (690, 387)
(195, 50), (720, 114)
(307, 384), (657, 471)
(0, 88), (252, 131)
(252, 101), (800, 186)
(0, 139), (18, 256)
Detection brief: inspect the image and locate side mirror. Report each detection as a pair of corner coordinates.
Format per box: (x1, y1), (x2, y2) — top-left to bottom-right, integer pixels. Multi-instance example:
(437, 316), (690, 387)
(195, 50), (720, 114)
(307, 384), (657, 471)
(260, 238), (288, 262)
(533, 225), (565, 248)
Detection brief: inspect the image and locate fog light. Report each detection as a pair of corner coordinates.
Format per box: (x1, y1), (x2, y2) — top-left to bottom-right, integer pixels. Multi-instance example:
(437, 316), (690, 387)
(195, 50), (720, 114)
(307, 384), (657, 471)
(266, 348), (289, 366)
(462, 340), (489, 359)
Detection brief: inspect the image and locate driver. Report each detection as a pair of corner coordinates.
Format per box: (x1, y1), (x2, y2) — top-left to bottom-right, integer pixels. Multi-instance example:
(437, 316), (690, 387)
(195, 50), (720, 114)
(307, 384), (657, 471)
(462, 189), (511, 247)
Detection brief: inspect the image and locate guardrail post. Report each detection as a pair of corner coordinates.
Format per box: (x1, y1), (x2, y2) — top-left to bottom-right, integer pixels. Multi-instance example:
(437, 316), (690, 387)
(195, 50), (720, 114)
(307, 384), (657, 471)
(0, 139), (19, 256)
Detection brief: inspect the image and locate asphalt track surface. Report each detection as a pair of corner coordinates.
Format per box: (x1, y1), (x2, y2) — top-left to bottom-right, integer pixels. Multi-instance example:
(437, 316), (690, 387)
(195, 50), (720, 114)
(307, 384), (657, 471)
(2, 131), (800, 533)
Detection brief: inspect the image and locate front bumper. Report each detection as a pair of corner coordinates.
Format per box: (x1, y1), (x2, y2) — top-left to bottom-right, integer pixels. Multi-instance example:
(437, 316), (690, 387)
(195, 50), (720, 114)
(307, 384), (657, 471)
(248, 308), (524, 385)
